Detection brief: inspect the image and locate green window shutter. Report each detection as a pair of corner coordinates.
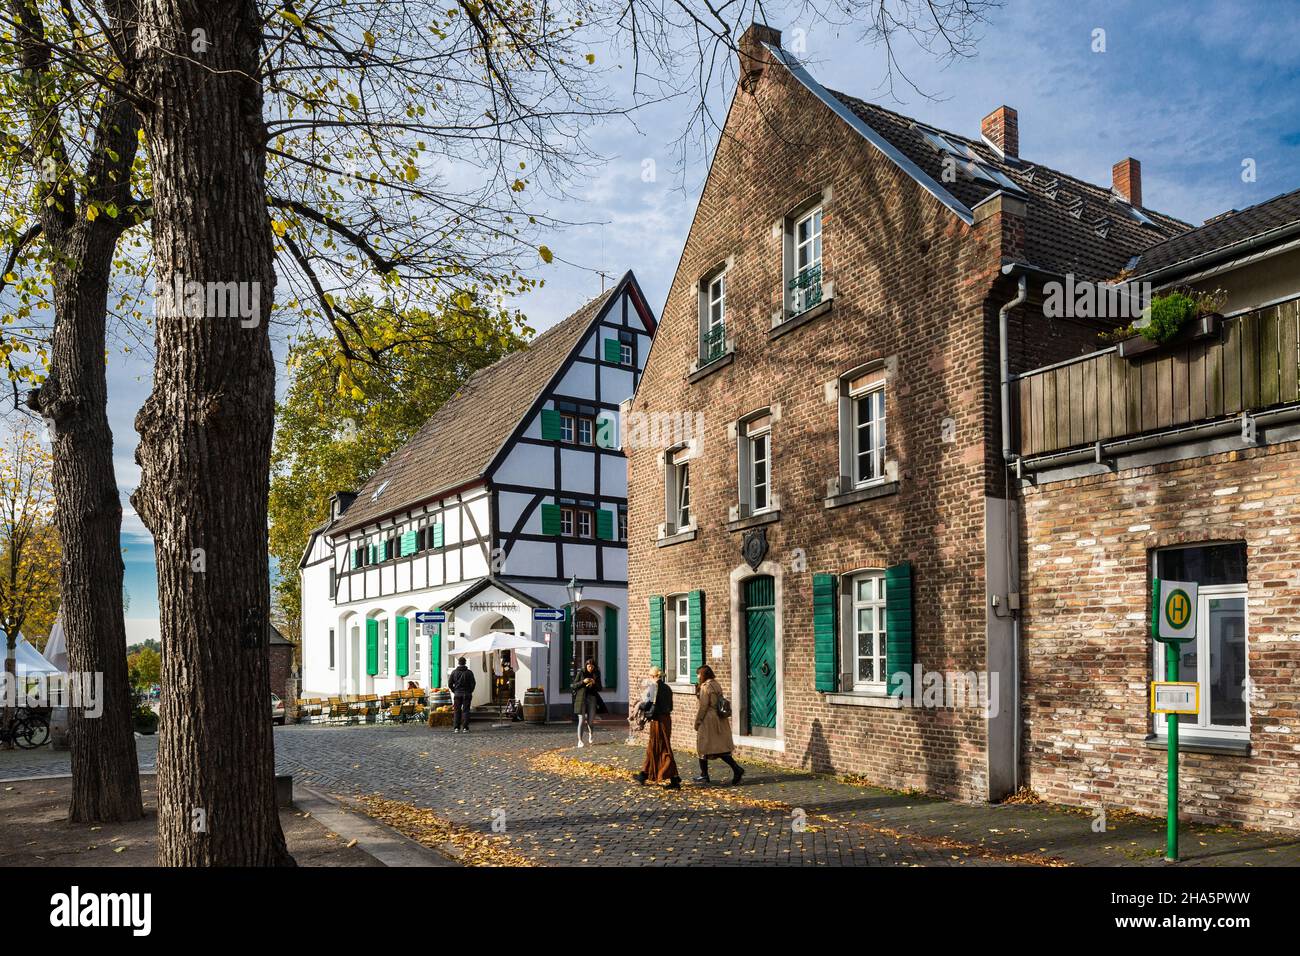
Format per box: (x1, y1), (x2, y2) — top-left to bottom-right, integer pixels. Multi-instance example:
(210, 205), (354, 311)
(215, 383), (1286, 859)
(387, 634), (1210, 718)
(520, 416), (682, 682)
(687, 590), (704, 683)
(885, 562), (914, 696)
(395, 616), (410, 677)
(540, 408), (562, 441)
(432, 523), (444, 548)
(603, 337), (622, 363)
(813, 573), (838, 692)
(604, 605), (618, 692)
(365, 618), (379, 676)
(595, 508), (613, 540)
(399, 531), (417, 557)
(560, 605), (573, 692)
(648, 595), (664, 671)
(368, 543), (377, 565)
(350, 547), (359, 570)
(431, 610), (443, 687)
(540, 503), (561, 536)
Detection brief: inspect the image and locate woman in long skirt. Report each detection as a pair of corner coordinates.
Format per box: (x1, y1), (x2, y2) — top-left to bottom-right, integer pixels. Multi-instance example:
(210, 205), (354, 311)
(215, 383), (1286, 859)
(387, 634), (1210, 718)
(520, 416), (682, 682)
(634, 667), (680, 789)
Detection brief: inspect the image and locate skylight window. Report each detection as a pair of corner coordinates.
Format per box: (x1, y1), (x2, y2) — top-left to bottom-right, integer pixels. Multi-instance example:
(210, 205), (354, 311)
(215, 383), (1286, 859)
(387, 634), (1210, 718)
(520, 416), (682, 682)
(1112, 194), (1158, 227)
(370, 479), (390, 502)
(914, 124), (1024, 194)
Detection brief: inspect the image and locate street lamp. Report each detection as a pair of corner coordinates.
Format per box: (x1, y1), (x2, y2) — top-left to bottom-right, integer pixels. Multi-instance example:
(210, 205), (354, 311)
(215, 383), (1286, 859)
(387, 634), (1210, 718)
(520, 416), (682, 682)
(566, 575), (584, 605)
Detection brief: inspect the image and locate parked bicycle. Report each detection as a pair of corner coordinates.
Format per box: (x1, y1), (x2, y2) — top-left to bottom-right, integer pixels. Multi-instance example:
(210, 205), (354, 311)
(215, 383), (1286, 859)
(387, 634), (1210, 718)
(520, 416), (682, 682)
(0, 707), (50, 749)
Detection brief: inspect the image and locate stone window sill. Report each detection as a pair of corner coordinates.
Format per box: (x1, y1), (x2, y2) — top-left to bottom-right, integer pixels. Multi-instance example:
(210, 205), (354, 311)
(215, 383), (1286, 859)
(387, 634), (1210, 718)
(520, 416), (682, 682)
(656, 526), (698, 548)
(824, 480), (899, 510)
(825, 692), (903, 709)
(688, 349), (734, 384)
(733, 734), (785, 753)
(769, 297), (834, 341)
(726, 509), (781, 533)
(1143, 734), (1250, 756)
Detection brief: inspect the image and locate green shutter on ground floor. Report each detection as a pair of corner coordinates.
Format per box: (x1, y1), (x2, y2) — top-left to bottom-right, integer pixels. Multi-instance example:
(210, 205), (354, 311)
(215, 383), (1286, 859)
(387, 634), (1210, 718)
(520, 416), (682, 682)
(604, 605), (618, 692)
(365, 618), (379, 676)
(395, 616), (410, 677)
(431, 611), (443, 688)
(687, 590), (704, 683)
(648, 595), (664, 671)
(885, 562), (913, 696)
(540, 408), (563, 441)
(813, 573), (838, 692)
(540, 503), (561, 535)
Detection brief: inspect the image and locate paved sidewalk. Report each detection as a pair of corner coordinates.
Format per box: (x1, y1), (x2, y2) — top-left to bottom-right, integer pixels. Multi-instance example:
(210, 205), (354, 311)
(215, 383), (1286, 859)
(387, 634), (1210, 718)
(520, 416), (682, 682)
(5, 723), (1295, 866)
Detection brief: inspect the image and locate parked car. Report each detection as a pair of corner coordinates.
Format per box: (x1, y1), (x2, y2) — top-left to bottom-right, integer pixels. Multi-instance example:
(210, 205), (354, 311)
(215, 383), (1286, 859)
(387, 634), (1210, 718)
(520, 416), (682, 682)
(271, 693), (285, 725)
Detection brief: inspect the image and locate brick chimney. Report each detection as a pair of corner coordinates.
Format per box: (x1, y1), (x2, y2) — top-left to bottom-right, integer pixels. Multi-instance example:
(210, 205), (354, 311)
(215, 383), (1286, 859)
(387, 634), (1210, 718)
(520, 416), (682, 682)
(738, 22), (782, 90)
(981, 106), (1019, 160)
(1112, 157), (1142, 208)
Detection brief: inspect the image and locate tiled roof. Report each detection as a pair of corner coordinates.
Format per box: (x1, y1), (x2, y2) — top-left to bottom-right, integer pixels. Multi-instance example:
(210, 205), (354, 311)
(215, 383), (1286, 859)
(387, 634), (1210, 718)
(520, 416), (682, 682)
(1131, 187), (1300, 278)
(822, 90), (1190, 281)
(329, 282), (622, 535)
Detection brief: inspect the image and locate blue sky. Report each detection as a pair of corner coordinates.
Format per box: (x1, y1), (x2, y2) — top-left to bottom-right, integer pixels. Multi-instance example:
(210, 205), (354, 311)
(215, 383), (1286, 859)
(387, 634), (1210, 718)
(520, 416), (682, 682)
(43, 0), (1300, 645)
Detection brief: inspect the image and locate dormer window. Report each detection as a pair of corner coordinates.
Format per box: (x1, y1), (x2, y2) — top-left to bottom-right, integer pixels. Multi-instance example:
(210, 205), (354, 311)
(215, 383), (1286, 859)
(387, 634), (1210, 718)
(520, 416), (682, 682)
(370, 478), (390, 502)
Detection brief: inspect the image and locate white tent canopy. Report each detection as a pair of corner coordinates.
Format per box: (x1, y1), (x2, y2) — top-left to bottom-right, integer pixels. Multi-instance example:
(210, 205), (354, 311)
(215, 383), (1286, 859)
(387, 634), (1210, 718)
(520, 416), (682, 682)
(1, 631), (63, 678)
(42, 613), (67, 672)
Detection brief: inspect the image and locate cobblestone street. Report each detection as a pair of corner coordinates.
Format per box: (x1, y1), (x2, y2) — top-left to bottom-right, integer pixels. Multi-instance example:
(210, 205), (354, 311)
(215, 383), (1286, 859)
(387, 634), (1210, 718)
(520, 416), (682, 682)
(4, 722), (1297, 867)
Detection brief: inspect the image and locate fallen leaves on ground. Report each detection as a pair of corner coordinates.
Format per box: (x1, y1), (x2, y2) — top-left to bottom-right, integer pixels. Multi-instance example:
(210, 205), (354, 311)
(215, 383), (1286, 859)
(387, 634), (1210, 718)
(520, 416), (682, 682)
(356, 795), (537, 867)
(531, 750), (1068, 867)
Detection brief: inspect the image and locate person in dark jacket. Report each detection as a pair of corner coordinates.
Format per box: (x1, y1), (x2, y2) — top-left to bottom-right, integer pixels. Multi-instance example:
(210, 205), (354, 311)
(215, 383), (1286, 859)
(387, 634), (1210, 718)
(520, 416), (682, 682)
(634, 667), (680, 789)
(572, 658), (603, 748)
(448, 657), (476, 733)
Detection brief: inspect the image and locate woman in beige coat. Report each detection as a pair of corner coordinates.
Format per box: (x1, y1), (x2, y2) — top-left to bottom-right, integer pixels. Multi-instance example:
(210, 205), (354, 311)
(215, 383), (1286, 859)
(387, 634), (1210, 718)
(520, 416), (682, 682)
(693, 666), (745, 786)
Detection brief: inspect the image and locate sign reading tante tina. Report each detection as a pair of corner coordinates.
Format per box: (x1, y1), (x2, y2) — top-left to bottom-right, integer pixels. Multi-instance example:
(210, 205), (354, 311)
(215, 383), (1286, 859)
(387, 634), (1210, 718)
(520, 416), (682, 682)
(1153, 579), (1197, 642)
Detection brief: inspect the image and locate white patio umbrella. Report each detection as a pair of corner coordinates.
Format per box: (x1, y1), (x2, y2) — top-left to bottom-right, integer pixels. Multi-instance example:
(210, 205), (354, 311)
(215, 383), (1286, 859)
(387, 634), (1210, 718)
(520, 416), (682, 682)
(449, 633), (546, 654)
(42, 612), (67, 672)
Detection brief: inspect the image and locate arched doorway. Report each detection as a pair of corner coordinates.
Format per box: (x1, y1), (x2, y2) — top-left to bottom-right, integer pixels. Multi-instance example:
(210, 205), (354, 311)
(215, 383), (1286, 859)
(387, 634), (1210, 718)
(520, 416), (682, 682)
(569, 607), (601, 690)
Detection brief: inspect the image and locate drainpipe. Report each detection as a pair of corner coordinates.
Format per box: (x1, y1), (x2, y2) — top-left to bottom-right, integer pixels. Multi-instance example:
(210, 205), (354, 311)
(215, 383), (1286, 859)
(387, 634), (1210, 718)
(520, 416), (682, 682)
(998, 269), (1028, 795)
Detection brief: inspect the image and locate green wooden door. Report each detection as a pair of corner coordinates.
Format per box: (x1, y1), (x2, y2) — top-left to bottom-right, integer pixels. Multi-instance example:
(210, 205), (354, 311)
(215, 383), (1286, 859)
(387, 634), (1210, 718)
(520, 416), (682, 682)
(744, 576), (777, 732)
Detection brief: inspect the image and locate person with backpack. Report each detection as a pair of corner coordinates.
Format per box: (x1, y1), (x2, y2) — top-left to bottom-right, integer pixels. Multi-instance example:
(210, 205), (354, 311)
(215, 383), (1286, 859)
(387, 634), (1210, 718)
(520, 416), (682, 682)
(448, 656), (476, 733)
(693, 665), (744, 786)
(634, 666), (680, 789)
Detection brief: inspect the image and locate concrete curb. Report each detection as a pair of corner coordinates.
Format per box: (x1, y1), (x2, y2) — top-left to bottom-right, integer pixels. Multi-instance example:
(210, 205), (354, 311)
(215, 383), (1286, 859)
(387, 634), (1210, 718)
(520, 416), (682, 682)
(294, 786), (462, 867)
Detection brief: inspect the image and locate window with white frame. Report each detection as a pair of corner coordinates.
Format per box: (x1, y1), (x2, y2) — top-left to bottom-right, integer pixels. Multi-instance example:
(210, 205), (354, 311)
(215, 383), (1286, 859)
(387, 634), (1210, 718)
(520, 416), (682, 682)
(1152, 543), (1248, 741)
(577, 417), (594, 446)
(620, 342), (633, 366)
(577, 509), (593, 539)
(665, 446), (692, 533)
(787, 206), (823, 314)
(412, 634), (421, 684)
(739, 414), (772, 515)
(618, 509), (627, 541)
(667, 594), (691, 684)
(378, 618), (390, 676)
(560, 507), (574, 537)
(847, 572), (887, 692)
(560, 414), (576, 443)
(700, 269), (727, 363)
(844, 369), (887, 487)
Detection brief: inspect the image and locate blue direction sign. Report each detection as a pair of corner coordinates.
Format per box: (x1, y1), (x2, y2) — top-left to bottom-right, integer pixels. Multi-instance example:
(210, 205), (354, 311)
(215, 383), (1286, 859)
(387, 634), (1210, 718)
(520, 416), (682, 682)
(415, 611), (447, 624)
(532, 608), (565, 622)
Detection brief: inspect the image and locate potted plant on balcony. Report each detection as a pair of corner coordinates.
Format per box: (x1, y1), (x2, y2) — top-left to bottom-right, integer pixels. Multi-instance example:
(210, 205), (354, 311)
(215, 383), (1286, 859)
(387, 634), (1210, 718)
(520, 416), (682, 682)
(1114, 289), (1226, 358)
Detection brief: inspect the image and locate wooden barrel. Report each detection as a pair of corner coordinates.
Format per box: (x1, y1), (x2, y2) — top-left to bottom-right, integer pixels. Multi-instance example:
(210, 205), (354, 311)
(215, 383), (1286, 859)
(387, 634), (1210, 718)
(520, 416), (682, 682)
(522, 688), (546, 724)
(429, 689), (452, 709)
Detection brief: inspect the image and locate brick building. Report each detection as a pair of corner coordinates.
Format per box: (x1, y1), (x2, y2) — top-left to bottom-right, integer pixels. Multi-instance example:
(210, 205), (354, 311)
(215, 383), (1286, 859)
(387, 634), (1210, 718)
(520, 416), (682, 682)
(1018, 188), (1300, 831)
(625, 23), (1189, 802)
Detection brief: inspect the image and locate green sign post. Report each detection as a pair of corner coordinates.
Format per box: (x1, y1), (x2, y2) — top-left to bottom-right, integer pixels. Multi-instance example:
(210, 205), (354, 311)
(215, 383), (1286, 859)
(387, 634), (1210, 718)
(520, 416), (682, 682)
(1150, 578), (1198, 863)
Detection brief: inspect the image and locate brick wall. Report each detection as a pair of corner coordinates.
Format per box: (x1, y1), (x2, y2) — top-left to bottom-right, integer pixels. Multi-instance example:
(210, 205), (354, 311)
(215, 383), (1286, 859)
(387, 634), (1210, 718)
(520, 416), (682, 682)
(1020, 439), (1300, 832)
(626, 40), (1010, 800)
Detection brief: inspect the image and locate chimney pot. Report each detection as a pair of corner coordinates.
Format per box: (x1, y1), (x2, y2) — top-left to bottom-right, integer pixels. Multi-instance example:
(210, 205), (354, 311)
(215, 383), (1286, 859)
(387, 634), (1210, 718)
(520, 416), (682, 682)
(1113, 157), (1142, 208)
(981, 106), (1019, 159)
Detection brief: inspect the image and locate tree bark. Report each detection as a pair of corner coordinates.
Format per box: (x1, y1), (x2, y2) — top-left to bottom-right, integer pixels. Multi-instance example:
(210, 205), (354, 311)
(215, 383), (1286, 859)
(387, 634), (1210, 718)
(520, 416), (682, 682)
(12, 0), (144, 821)
(31, 215), (144, 821)
(132, 0), (292, 866)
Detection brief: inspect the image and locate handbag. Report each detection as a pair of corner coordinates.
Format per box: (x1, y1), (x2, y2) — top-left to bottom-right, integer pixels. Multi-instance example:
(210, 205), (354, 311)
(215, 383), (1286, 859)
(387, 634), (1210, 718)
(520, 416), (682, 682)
(716, 694), (732, 719)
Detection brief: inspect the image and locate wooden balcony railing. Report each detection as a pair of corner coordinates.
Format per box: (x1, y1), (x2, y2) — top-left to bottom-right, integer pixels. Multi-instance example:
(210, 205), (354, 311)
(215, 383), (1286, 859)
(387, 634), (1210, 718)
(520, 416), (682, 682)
(1015, 299), (1300, 458)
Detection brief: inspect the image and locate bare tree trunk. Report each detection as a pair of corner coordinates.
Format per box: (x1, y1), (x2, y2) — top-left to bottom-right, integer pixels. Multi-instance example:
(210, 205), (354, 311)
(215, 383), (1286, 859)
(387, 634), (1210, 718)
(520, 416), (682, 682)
(30, 215), (144, 820)
(132, 0), (292, 866)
